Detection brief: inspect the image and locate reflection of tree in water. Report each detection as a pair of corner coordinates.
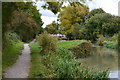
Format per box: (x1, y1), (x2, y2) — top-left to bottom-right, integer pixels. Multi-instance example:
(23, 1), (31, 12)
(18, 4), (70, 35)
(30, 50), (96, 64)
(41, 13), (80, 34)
(80, 46), (118, 71)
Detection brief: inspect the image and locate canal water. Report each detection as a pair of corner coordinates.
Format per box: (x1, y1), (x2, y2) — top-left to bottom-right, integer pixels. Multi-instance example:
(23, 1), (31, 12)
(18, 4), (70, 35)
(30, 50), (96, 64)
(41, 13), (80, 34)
(79, 46), (119, 79)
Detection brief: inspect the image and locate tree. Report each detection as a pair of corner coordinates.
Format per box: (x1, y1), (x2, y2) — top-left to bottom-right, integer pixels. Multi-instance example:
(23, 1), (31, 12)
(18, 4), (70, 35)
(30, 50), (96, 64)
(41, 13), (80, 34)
(41, 0), (91, 14)
(59, 3), (88, 39)
(42, 2), (63, 14)
(2, 2), (43, 47)
(118, 31), (120, 50)
(10, 10), (40, 42)
(86, 8), (105, 19)
(45, 21), (58, 34)
(84, 13), (120, 42)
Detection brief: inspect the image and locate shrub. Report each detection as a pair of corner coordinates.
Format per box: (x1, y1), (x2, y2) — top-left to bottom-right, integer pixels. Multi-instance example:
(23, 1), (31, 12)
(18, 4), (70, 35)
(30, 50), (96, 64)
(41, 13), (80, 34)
(118, 32), (120, 50)
(38, 32), (58, 53)
(68, 40), (92, 58)
(97, 35), (105, 46)
(103, 41), (117, 49)
(54, 48), (108, 79)
(3, 31), (21, 49)
(97, 34), (118, 49)
(29, 43), (108, 79)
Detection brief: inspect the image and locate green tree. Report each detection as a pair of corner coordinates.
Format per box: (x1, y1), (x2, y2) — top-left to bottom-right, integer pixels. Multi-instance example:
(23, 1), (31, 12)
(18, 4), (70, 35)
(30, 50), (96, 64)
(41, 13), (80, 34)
(45, 21), (58, 34)
(42, 2), (63, 14)
(59, 3), (88, 39)
(86, 8), (105, 18)
(41, 0), (91, 14)
(2, 2), (43, 46)
(84, 13), (120, 42)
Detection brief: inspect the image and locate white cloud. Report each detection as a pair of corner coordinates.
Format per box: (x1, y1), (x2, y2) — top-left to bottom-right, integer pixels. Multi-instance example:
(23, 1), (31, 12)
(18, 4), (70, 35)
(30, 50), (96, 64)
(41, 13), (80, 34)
(41, 16), (57, 28)
(86, 0), (119, 15)
(35, 1), (58, 28)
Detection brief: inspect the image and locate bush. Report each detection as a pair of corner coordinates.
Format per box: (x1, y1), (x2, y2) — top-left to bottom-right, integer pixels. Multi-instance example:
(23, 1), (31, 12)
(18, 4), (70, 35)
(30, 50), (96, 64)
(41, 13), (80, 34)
(68, 40), (92, 58)
(3, 32), (21, 49)
(103, 41), (117, 49)
(29, 43), (108, 79)
(38, 32), (58, 53)
(54, 48), (108, 79)
(97, 35), (105, 46)
(102, 34), (118, 49)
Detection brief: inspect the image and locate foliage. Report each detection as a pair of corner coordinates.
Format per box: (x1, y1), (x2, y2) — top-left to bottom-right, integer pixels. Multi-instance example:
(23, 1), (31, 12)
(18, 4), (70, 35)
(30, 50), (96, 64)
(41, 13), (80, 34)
(103, 41), (117, 49)
(84, 13), (120, 42)
(103, 35), (118, 49)
(41, 1), (92, 14)
(118, 32), (120, 50)
(38, 32), (58, 53)
(71, 23), (87, 40)
(54, 48), (80, 78)
(59, 3), (88, 36)
(97, 34), (118, 49)
(97, 35), (105, 46)
(86, 8), (105, 18)
(42, 2), (63, 14)
(45, 21), (58, 34)
(68, 40), (92, 58)
(2, 41), (24, 71)
(29, 42), (108, 79)
(2, 2), (43, 47)
(3, 32), (21, 48)
(10, 10), (40, 42)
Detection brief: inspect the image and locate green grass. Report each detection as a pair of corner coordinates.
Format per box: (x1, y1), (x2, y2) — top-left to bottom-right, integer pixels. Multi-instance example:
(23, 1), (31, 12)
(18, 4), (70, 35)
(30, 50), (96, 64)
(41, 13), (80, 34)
(28, 40), (109, 78)
(29, 40), (86, 77)
(29, 42), (56, 78)
(2, 41), (24, 71)
(29, 41), (108, 78)
(57, 40), (84, 48)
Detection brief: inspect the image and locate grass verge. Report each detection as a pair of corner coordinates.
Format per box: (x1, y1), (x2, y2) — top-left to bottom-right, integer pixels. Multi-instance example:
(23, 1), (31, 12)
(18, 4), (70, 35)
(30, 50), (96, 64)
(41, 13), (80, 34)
(29, 42), (56, 78)
(2, 41), (24, 71)
(29, 40), (108, 78)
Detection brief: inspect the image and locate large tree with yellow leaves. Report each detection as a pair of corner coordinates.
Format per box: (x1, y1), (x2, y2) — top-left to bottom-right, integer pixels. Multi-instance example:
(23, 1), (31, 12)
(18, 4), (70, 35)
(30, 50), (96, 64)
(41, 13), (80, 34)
(59, 3), (88, 38)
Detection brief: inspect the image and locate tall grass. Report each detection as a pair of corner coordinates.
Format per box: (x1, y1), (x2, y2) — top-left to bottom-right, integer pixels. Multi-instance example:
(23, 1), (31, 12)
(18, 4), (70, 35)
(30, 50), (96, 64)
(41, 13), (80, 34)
(29, 41), (108, 79)
(2, 41), (24, 71)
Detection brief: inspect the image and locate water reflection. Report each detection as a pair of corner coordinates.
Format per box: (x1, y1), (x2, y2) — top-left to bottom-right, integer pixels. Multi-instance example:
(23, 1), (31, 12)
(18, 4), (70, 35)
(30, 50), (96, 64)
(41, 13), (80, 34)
(78, 46), (119, 78)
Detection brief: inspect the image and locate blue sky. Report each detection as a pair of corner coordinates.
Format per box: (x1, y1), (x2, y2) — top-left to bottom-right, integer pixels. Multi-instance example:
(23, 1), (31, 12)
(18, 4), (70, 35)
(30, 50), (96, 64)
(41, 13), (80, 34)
(35, 0), (120, 28)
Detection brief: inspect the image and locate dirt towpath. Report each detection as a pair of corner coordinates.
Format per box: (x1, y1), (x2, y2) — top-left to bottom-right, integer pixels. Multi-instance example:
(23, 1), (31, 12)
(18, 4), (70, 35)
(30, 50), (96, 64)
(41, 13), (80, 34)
(4, 44), (31, 78)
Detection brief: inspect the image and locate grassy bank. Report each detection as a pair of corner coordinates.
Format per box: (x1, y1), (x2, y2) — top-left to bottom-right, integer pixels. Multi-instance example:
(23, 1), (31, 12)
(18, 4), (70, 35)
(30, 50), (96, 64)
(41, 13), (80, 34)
(97, 34), (118, 49)
(57, 40), (84, 48)
(29, 42), (56, 78)
(2, 41), (24, 71)
(29, 40), (108, 78)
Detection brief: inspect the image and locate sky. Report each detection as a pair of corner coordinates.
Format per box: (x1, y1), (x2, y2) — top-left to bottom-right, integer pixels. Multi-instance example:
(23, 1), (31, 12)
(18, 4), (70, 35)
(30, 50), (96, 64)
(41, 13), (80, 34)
(35, 0), (120, 28)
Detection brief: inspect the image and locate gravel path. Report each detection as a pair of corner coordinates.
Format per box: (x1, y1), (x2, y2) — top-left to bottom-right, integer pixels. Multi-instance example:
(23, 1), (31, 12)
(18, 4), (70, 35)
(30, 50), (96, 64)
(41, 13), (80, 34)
(4, 44), (31, 78)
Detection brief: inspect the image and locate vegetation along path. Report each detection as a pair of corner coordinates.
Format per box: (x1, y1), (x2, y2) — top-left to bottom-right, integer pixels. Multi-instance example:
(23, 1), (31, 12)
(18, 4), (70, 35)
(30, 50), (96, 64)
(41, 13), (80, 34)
(4, 44), (31, 78)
